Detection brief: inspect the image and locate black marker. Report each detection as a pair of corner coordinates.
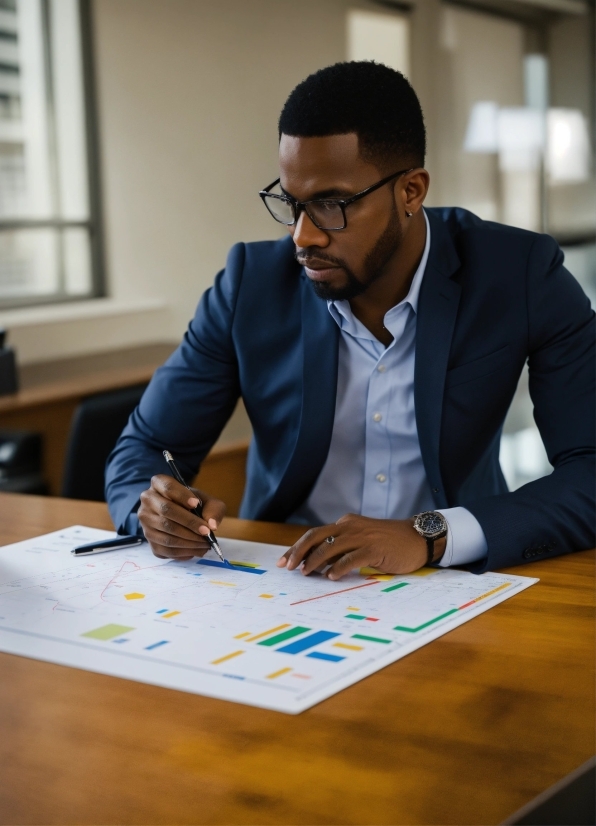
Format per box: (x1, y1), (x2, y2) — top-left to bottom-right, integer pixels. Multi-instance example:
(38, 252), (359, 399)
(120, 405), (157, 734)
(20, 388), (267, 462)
(162, 450), (229, 566)
(72, 535), (143, 556)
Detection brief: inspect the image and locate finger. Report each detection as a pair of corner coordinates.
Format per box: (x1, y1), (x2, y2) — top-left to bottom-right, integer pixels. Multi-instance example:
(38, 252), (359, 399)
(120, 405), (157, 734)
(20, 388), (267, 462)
(195, 491), (226, 531)
(151, 474), (202, 510)
(142, 525), (211, 552)
(146, 531), (209, 559)
(326, 547), (374, 581)
(140, 503), (214, 544)
(140, 488), (210, 536)
(278, 525), (340, 570)
(300, 534), (358, 575)
(149, 541), (194, 561)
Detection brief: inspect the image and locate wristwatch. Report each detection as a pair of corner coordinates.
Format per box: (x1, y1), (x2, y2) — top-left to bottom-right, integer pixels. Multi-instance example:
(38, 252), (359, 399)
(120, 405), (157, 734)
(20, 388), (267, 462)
(413, 511), (448, 565)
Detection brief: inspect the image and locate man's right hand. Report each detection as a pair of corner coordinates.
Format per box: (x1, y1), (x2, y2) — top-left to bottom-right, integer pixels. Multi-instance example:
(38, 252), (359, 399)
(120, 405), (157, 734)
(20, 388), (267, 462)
(138, 474), (226, 560)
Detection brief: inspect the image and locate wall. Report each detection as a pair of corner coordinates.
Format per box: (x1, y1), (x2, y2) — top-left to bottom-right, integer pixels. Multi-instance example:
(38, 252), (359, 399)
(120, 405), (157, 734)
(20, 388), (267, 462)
(6, 0), (364, 368)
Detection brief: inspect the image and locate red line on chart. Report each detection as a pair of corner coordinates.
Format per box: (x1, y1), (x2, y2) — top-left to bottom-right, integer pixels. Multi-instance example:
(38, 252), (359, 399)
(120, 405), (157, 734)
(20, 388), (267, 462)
(290, 581), (380, 606)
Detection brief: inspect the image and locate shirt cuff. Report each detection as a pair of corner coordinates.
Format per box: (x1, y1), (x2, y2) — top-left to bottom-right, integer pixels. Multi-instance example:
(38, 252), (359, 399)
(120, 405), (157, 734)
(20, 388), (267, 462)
(435, 507), (488, 567)
(122, 511), (145, 538)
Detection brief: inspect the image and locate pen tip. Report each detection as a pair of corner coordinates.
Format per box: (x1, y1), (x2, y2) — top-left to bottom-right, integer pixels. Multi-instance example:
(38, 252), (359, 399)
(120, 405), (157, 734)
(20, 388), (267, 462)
(163, 450), (173, 462)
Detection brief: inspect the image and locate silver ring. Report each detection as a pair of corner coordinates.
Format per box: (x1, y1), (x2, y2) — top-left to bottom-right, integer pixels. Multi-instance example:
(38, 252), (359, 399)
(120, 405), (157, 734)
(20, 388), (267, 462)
(325, 536), (335, 545)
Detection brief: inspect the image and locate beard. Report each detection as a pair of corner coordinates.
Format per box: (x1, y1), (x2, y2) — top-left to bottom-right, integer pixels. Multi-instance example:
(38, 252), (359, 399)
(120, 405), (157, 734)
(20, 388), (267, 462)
(297, 205), (403, 301)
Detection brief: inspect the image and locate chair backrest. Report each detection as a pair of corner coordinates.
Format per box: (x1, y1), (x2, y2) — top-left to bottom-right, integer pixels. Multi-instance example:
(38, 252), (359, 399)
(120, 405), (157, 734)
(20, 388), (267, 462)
(61, 383), (147, 501)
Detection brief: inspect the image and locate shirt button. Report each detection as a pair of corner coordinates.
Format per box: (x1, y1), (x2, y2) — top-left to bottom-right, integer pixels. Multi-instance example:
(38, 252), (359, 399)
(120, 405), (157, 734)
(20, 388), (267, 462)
(377, 364), (386, 373)
(372, 412), (382, 422)
(376, 473), (387, 483)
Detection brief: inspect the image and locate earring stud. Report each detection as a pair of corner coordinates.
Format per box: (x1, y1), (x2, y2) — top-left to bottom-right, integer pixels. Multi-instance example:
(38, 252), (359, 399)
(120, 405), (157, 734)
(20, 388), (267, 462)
(406, 211), (413, 218)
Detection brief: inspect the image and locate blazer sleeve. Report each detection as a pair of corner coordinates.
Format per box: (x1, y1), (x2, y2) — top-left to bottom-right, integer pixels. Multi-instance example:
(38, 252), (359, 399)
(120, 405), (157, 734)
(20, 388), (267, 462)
(465, 235), (595, 572)
(105, 243), (245, 532)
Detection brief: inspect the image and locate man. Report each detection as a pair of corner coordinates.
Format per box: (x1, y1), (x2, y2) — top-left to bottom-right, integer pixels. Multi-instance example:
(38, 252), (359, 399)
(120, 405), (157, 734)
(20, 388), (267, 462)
(106, 62), (595, 580)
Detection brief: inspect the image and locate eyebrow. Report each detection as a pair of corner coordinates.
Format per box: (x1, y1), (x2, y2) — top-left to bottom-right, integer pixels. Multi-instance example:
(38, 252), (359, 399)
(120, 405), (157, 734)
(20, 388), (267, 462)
(280, 184), (354, 200)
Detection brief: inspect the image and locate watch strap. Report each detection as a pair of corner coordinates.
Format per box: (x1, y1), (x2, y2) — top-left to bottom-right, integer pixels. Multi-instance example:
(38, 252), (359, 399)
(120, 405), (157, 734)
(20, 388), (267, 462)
(425, 536), (435, 566)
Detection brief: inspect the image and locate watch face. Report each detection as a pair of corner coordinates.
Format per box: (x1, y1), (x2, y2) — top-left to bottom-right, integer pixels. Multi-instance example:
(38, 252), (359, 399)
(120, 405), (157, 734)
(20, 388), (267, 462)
(415, 511), (446, 538)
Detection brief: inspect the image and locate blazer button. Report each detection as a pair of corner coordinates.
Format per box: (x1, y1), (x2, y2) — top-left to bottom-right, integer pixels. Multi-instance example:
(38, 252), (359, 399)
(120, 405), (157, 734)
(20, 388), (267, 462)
(523, 549), (534, 559)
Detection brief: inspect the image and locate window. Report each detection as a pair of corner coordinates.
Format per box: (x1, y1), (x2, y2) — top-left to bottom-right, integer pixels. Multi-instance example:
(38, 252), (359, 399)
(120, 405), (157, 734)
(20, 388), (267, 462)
(0, 0), (102, 309)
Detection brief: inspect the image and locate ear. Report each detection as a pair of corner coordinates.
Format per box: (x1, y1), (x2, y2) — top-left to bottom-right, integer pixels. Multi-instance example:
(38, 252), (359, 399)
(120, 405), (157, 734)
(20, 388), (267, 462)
(400, 169), (430, 218)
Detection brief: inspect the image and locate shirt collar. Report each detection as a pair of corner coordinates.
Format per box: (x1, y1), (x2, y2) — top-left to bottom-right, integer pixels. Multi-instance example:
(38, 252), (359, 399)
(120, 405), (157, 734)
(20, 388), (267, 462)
(328, 209), (431, 332)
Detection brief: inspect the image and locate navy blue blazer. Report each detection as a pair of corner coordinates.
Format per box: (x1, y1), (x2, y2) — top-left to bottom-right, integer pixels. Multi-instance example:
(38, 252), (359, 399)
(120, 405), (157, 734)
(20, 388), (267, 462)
(105, 208), (595, 573)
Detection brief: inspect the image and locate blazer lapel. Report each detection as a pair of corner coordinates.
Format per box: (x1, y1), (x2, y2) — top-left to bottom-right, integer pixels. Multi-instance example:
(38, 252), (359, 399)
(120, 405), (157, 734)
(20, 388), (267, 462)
(264, 272), (339, 521)
(415, 211), (462, 508)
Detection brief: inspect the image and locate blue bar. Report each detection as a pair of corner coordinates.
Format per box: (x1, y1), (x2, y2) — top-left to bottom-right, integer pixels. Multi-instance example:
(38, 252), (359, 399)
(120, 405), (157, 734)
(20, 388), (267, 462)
(156, 609), (168, 614)
(277, 630), (340, 654)
(145, 640), (169, 650)
(196, 559), (266, 575)
(307, 652), (345, 663)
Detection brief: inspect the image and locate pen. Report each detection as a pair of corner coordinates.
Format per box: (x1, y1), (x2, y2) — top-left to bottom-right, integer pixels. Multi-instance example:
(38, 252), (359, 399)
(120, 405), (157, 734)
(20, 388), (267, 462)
(72, 535), (143, 556)
(162, 450), (229, 566)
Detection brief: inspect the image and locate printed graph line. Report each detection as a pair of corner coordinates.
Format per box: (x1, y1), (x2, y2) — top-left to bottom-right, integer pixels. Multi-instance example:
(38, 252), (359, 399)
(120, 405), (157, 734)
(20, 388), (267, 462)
(289, 580), (380, 606)
(395, 609), (458, 633)
(458, 582), (510, 609)
(245, 623), (290, 643)
(211, 650), (244, 665)
(266, 667), (292, 680)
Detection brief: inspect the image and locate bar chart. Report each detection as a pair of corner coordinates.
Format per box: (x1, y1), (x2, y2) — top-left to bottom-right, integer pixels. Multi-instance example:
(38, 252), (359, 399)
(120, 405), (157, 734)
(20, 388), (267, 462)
(0, 530), (538, 713)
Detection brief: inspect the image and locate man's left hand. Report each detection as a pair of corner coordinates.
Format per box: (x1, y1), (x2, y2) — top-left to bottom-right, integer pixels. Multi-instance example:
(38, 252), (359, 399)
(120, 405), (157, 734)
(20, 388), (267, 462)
(277, 514), (446, 580)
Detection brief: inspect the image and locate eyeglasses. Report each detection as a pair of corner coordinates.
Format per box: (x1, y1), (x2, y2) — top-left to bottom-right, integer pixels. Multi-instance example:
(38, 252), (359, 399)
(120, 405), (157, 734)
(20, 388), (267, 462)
(259, 168), (413, 231)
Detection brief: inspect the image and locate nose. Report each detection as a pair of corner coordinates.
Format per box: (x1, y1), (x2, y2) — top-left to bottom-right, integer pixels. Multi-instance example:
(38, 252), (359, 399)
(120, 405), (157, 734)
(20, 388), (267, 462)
(290, 209), (330, 250)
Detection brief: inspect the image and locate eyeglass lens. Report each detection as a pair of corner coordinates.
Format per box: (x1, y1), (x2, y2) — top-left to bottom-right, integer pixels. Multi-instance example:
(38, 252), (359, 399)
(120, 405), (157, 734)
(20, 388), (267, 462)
(262, 195), (345, 230)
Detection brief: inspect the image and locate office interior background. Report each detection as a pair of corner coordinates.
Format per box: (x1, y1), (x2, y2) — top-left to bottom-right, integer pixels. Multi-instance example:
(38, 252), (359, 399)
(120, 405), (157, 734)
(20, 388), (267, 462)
(0, 0), (594, 496)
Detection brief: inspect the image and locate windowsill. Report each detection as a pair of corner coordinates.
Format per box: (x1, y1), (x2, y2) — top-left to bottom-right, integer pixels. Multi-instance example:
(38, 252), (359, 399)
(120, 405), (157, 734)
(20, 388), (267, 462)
(0, 297), (167, 328)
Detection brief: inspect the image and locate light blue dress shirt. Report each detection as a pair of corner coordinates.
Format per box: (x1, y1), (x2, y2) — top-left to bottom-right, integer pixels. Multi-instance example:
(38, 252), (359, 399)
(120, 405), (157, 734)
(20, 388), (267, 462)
(290, 212), (487, 567)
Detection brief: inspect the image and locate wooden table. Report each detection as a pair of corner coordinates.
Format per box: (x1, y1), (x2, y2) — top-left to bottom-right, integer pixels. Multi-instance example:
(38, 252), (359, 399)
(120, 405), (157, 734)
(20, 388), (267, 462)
(0, 493), (593, 825)
(0, 343), (177, 494)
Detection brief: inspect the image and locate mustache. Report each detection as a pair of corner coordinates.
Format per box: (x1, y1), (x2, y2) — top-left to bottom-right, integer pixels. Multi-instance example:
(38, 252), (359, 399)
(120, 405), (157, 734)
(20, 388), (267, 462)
(294, 248), (346, 269)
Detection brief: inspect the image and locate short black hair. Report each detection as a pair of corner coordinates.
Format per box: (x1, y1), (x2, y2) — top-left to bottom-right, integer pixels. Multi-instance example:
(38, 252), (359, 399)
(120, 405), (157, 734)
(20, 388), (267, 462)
(278, 61), (426, 169)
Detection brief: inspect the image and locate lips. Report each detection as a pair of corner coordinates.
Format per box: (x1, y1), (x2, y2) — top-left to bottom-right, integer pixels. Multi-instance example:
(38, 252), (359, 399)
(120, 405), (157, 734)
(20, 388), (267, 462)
(299, 260), (342, 280)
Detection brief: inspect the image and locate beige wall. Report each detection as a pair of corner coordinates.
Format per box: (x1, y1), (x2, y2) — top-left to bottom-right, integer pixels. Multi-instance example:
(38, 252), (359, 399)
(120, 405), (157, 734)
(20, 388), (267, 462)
(7, 0), (361, 367)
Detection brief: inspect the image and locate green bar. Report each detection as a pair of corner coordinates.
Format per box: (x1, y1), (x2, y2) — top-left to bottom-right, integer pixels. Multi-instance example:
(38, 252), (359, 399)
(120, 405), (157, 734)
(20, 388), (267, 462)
(257, 626), (310, 647)
(352, 633), (392, 644)
(81, 623), (135, 641)
(381, 582), (409, 593)
(394, 609), (458, 633)
(346, 614), (367, 620)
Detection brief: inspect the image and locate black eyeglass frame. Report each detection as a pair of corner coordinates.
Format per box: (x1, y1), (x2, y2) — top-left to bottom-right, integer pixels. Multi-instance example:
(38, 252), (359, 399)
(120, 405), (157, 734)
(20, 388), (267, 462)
(258, 168), (414, 231)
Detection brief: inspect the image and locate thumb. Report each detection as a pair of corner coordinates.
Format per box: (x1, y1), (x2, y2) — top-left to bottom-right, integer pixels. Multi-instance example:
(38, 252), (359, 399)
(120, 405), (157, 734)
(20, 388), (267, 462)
(198, 494), (226, 531)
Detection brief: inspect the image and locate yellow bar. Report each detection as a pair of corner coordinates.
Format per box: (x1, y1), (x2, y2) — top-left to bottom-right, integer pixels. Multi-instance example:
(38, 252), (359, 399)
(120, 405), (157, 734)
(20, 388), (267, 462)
(234, 632), (250, 639)
(333, 642), (363, 651)
(211, 650), (244, 665)
(347, 606), (360, 611)
(409, 568), (439, 577)
(209, 580), (236, 587)
(230, 560), (259, 568)
(162, 610), (180, 618)
(472, 582), (511, 603)
(266, 667), (292, 680)
(259, 594), (274, 599)
(359, 567), (395, 581)
(124, 592), (145, 600)
(245, 623), (291, 643)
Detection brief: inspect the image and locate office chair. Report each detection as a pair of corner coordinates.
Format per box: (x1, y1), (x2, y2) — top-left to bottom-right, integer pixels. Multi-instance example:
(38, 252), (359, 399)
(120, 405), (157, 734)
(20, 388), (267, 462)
(61, 383), (147, 501)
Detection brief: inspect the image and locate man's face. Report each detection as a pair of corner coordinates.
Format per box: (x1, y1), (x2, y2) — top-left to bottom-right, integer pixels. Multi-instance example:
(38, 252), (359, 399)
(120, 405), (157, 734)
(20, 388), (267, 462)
(279, 133), (404, 300)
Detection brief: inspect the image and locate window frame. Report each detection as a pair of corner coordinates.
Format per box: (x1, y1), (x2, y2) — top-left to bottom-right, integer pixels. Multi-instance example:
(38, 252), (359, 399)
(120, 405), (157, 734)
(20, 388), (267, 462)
(0, 0), (105, 311)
